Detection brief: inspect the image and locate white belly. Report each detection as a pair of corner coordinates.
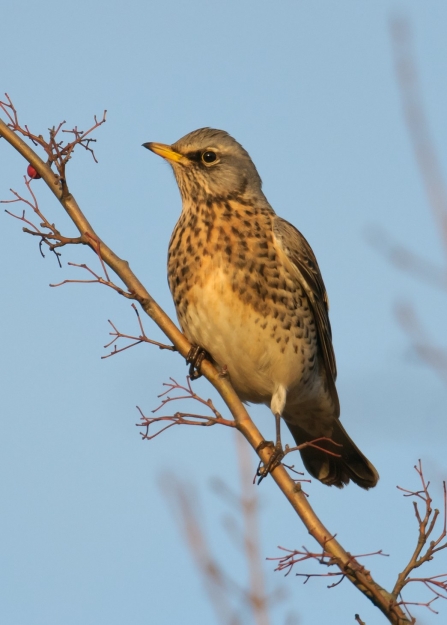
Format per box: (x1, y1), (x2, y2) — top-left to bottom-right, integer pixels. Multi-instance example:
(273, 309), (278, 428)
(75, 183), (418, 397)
(178, 268), (314, 405)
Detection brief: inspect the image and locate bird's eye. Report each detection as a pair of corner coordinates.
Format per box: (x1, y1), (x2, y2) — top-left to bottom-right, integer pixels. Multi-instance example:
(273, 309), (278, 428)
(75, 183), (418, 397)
(202, 150), (217, 164)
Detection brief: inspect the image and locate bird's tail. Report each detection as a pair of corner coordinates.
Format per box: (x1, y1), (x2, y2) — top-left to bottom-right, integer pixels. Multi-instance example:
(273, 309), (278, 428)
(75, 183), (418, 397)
(285, 418), (379, 489)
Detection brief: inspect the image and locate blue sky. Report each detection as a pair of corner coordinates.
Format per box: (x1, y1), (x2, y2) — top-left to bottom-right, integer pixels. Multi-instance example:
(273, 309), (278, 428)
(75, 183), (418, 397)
(1, 2), (447, 624)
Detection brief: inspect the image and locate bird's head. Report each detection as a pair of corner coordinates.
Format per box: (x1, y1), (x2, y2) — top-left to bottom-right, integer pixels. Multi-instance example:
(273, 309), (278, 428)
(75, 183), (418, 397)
(143, 128), (264, 204)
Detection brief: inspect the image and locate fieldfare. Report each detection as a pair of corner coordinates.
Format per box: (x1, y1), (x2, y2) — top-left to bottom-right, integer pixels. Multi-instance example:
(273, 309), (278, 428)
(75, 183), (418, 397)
(144, 128), (378, 489)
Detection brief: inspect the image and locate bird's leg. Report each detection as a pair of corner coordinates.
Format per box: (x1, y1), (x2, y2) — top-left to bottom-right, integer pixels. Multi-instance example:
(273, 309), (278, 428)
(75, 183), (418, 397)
(274, 411), (282, 449)
(186, 345), (209, 380)
(256, 412), (285, 483)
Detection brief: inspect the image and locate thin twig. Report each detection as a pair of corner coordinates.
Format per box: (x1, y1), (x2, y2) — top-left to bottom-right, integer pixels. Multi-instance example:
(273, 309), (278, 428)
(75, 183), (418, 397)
(137, 377), (235, 440)
(392, 461), (447, 619)
(102, 317), (174, 359)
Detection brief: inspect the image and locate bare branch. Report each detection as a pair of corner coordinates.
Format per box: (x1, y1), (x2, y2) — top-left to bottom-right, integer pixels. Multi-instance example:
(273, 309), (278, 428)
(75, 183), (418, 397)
(2, 177), (86, 266)
(50, 261), (134, 299)
(284, 437), (343, 460)
(392, 461), (447, 618)
(390, 17), (447, 254)
(152, 376), (224, 417)
(137, 377), (235, 440)
(269, 544), (388, 581)
(102, 304), (175, 359)
(0, 96), (418, 624)
(0, 93), (106, 178)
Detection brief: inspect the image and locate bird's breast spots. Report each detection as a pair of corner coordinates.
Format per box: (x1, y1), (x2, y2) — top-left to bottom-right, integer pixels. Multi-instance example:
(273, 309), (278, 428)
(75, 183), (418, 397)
(231, 225), (239, 236)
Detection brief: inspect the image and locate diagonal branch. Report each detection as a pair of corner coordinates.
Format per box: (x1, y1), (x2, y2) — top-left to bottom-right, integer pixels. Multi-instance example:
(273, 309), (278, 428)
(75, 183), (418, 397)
(0, 105), (413, 625)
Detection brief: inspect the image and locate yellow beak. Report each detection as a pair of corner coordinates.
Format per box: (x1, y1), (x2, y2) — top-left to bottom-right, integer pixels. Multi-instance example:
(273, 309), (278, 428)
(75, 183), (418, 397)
(143, 142), (187, 164)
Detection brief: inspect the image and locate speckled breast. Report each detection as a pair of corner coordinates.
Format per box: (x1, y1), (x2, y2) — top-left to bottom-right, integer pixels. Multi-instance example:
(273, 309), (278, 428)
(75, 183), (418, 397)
(167, 198), (320, 402)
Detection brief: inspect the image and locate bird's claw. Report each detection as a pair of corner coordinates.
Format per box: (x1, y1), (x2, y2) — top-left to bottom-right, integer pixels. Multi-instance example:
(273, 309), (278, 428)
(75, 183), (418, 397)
(255, 440), (284, 484)
(186, 345), (208, 380)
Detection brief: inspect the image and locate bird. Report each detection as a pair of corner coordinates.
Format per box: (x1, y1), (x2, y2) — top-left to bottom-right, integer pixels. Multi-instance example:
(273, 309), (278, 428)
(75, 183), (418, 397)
(143, 128), (379, 489)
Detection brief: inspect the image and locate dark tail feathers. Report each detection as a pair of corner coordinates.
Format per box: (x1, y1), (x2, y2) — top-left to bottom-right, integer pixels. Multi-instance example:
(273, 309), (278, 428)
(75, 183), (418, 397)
(286, 418), (379, 489)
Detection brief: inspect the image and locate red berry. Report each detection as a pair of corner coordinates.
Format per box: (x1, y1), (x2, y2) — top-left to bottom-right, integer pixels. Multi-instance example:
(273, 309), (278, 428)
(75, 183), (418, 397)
(27, 164), (41, 179)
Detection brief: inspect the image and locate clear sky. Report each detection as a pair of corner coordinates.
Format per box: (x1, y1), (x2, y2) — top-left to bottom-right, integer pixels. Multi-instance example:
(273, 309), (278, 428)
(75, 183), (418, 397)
(1, 2), (447, 624)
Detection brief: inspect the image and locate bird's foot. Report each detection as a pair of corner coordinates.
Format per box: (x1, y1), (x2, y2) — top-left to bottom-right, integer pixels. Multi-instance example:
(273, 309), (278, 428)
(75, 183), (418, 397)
(186, 345), (209, 380)
(255, 440), (285, 484)
(218, 364), (229, 378)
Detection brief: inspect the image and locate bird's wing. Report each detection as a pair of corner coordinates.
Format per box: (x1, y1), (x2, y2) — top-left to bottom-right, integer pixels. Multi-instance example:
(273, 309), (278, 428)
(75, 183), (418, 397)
(273, 216), (337, 383)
